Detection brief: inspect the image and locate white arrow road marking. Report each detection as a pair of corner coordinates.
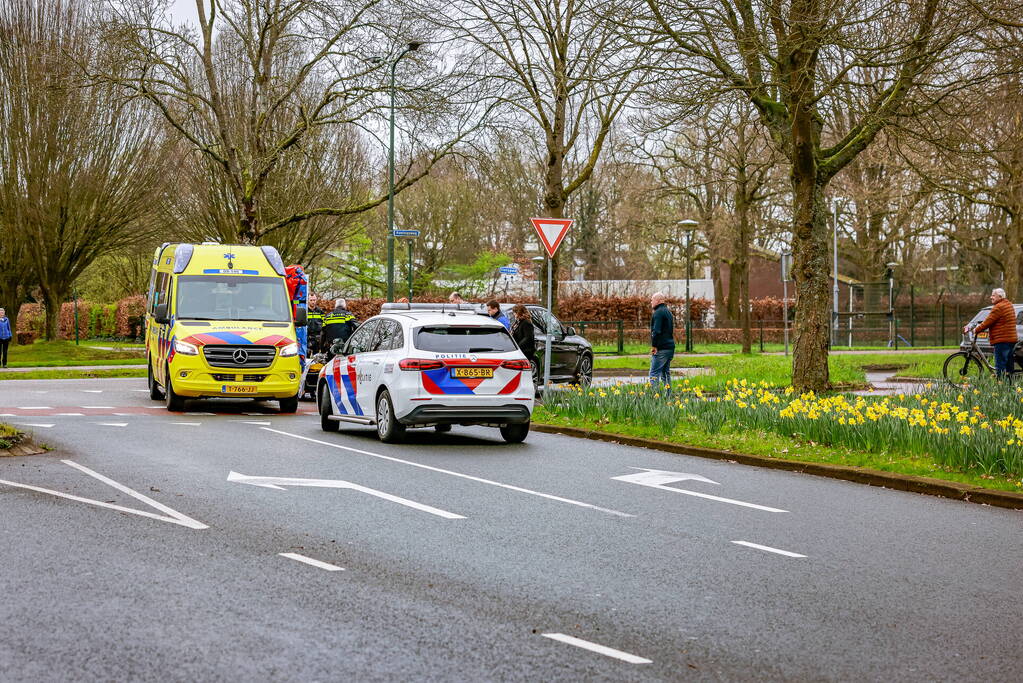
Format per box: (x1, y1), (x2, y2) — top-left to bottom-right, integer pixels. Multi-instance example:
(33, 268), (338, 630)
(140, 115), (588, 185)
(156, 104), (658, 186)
(732, 541), (806, 558)
(278, 552), (345, 571)
(0, 460), (207, 530)
(262, 428), (634, 518)
(612, 468), (787, 513)
(16, 423), (54, 428)
(96, 423), (128, 427)
(227, 471), (465, 520)
(541, 634), (651, 664)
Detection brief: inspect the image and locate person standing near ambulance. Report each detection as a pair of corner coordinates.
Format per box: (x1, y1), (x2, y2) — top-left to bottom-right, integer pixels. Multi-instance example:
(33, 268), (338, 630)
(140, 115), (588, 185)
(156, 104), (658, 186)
(321, 299), (359, 357)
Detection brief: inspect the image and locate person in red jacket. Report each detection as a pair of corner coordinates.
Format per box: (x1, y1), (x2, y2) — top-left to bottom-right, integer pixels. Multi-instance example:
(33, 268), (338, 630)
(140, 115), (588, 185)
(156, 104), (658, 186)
(965, 288), (1019, 377)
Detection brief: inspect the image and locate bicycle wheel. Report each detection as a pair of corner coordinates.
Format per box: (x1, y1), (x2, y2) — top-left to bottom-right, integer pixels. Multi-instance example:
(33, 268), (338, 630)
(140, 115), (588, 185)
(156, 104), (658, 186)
(942, 352), (986, 386)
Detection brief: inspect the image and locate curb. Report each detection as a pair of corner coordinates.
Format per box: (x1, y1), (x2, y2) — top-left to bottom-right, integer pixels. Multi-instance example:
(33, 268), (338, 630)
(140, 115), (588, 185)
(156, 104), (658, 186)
(0, 440), (47, 458)
(531, 423), (1023, 511)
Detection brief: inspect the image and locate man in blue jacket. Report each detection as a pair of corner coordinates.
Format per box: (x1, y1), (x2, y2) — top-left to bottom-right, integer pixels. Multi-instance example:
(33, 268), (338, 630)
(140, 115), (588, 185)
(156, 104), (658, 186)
(0, 307), (11, 368)
(649, 292), (674, 386)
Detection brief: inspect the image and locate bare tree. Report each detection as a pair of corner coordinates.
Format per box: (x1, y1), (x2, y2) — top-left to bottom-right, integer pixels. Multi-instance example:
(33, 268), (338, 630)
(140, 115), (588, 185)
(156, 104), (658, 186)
(0, 0), (169, 339)
(102, 0), (479, 245)
(426, 0), (651, 312)
(640, 0), (986, 390)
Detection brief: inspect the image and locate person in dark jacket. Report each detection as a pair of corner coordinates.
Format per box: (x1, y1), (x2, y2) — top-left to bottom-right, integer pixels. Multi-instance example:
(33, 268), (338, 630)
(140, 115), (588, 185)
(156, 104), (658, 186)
(320, 300), (359, 357)
(965, 288), (1018, 377)
(306, 305), (325, 354)
(511, 304), (537, 387)
(0, 307), (11, 368)
(649, 292), (675, 386)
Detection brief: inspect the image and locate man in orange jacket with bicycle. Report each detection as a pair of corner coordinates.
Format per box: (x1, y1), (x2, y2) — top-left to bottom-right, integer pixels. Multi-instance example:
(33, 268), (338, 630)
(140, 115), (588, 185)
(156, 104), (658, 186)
(964, 288), (1018, 377)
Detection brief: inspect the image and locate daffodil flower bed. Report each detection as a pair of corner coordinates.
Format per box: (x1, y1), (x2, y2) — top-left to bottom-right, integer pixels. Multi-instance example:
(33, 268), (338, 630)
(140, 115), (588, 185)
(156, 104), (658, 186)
(542, 375), (1023, 484)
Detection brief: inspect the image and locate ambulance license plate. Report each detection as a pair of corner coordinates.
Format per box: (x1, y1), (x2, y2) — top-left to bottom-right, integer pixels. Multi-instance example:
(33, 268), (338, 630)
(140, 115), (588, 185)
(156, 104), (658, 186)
(222, 385), (258, 394)
(451, 367), (494, 379)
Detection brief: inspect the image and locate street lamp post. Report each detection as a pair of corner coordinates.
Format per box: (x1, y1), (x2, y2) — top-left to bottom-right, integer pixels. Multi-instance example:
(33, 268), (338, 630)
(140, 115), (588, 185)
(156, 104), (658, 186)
(679, 219), (699, 352)
(386, 41), (422, 302)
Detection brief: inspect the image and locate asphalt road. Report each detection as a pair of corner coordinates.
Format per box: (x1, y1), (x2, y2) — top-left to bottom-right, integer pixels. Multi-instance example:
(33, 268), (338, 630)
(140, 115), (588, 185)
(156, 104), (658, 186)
(1, 378), (1021, 681)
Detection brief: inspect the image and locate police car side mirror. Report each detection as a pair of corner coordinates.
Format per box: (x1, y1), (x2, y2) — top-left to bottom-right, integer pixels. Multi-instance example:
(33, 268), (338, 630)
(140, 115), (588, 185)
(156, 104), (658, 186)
(154, 303), (169, 325)
(294, 308), (307, 327)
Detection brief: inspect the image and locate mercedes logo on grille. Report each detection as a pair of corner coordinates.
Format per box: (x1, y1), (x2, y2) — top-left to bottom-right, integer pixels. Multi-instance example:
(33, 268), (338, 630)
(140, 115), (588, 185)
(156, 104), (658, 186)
(232, 348), (249, 364)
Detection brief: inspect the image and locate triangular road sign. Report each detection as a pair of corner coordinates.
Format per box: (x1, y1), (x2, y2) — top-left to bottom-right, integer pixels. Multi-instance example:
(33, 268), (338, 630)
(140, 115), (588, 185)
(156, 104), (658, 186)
(530, 218), (574, 258)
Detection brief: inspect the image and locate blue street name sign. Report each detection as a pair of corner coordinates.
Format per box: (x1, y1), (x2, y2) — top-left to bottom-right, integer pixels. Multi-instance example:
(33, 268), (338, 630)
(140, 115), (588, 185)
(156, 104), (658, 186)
(499, 265), (519, 274)
(393, 229), (420, 237)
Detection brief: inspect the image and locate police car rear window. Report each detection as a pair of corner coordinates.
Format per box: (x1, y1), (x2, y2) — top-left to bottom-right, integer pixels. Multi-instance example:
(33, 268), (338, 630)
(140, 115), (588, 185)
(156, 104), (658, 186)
(414, 326), (517, 353)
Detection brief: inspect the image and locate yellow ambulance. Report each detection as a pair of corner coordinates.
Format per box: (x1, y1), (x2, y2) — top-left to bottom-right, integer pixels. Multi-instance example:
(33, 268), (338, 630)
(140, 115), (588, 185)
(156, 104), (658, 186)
(145, 243), (305, 412)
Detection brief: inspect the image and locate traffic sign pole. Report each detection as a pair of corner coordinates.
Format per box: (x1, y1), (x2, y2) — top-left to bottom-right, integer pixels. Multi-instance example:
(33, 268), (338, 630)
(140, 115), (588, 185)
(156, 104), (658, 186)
(544, 256), (552, 394)
(530, 218), (574, 398)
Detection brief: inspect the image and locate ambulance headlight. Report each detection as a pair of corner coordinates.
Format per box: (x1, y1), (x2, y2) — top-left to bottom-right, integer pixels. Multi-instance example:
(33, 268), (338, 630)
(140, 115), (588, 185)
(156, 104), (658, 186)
(279, 342), (299, 357)
(174, 340), (199, 356)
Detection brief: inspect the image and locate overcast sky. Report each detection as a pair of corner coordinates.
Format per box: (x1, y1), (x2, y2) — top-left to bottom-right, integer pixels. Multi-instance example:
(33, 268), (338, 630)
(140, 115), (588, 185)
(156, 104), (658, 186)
(168, 0), (197, 26)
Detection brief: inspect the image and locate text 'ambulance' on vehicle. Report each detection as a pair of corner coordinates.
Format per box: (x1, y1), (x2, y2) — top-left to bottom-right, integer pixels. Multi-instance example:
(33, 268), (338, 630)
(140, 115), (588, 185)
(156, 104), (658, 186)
(145, 243), (306, 413)
(317, 305), (534, 443)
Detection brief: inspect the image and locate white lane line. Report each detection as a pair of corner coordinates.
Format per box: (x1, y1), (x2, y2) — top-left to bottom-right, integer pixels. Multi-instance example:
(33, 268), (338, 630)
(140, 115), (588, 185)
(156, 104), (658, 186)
(56, 413), (84, 416)
(82, 406), (116, 409)
(278, 552), (345, 571)
(96, 423), (128, 427)
(229, 472), (466, 519)
(0, 460), (207, 530)
(81, 390), (103, 394)
(236, 420), (271, 425)
(0, 413), (18, 417)
(19, 407), (52, 410)
(132, 389), (150, 392)
(185, 411), (215, 416)
(172, 422), (201, 426)
(113, 413), (134, 416)
(541, 633), (651, 664)
(262, 428), (634, 518)
(16, 423), (54, 428)
(731, 541), (806, 558)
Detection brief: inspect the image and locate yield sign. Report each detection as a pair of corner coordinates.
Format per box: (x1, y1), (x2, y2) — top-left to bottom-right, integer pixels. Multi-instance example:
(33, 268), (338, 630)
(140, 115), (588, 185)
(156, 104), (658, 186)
(530, 217), (574, 258)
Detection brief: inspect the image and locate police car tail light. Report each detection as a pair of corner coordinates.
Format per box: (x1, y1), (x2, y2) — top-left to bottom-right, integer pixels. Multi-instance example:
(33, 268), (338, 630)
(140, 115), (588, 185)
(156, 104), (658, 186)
(501, 359), (531, 371)
(279, 342), (299, 357)
(174, 340), (199, 356)
(399, 358), (444, 371)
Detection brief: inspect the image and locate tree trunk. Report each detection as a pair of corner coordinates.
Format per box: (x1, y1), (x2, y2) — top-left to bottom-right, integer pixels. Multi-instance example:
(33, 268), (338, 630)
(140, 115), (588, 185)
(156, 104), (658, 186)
(40, 288), (62, 341)
(540, 159), (565, 315)
(0, 280), (20, 344)
(790, 178), (832, 392)
(735, 178), (753, 354)
(1003, 224), (1023, 301)
(725, 260), (739, 322)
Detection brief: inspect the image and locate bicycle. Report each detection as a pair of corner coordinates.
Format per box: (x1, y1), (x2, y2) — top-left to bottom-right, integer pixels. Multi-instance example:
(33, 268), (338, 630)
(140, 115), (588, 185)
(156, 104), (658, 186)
(941, 332), (1022, 384)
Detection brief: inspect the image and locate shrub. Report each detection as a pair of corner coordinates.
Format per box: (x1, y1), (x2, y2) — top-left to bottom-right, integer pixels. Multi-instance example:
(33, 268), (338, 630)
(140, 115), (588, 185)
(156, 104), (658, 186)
(16, 331), (35, 345)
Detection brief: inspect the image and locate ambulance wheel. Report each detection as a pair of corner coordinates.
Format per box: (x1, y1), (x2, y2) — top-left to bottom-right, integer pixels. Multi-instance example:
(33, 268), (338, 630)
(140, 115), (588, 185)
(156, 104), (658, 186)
(376, 390), (405, 443)
(164, 367), (185, 412)
(500, 422), (529, 444)
(319, 386), (339, 432)
(278, 393), (299, 414)
(148, 361), (163, 401)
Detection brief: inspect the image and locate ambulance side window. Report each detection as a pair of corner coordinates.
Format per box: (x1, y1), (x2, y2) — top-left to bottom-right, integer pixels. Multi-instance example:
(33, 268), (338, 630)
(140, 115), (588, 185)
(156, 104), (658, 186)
(151, 272), (169, 314)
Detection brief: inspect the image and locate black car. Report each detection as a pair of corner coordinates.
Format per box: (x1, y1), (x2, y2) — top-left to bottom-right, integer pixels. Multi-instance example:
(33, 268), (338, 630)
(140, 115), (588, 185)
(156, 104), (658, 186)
(497, 303), (593, 386)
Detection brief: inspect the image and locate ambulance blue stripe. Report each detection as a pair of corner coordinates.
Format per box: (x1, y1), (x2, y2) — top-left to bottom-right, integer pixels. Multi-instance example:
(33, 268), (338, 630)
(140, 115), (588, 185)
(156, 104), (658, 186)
(202, 268), (259, 274)
(205, 331), (251, 345)
(340, 374), (364, 415)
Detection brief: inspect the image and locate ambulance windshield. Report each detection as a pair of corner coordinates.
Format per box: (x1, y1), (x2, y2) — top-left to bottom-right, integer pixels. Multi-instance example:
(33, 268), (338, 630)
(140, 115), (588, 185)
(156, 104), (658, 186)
(176, 276), (291, 322)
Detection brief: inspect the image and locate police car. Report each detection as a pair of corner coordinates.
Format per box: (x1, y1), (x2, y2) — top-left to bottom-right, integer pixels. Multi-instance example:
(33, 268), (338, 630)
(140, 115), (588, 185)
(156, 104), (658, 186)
(316, 304), (534, 443)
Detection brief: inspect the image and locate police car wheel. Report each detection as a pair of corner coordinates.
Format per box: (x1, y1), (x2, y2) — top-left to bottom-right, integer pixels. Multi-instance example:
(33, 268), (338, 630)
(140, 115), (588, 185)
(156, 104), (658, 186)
(319, 386), (339, 432)
(376, 390), (405, 443)
(500, 422), (529, 444)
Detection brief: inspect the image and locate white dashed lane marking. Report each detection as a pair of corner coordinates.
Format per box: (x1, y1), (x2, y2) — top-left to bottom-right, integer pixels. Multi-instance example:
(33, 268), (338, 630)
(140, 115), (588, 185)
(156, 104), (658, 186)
(81, 390), (103, 394)
(95, 423), (128, 427)
(541, 633), (652, 664)
(278, 553), (345, 572)
(19, 407), (52, 410)
(731, 541), (807, 558)
(16, 423), (54, 428)
(172, 422), (201, 426)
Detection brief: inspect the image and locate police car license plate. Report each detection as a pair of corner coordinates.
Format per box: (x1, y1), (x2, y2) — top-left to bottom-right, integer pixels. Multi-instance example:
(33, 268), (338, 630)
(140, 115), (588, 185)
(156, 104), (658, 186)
(222, 385), (258, 394)
(451, 367), (494, 379)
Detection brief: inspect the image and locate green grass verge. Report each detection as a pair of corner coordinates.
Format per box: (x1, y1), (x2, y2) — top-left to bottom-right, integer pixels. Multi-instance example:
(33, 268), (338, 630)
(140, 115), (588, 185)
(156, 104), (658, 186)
(0, 368), (147, 381)
(534, 407), (1022, 493)
(0, 422), (25, 450)
(7, 340), (144, 367)
(593, 352), (951, 390)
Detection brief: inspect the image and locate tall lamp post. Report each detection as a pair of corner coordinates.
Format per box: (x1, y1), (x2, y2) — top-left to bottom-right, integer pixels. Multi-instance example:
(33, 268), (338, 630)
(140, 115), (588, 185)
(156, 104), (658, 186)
(386, 40), (422, 302)
(679, 219), (699, 352)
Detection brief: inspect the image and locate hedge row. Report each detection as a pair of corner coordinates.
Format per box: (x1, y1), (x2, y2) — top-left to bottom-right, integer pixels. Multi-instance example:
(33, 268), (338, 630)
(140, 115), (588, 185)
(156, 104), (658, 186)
(17, 295), (147, 341)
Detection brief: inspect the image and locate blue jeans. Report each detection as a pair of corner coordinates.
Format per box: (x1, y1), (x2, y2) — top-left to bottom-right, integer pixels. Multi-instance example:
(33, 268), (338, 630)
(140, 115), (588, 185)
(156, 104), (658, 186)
(649, 348), (674, 386)
(993, 342), (1015, 378)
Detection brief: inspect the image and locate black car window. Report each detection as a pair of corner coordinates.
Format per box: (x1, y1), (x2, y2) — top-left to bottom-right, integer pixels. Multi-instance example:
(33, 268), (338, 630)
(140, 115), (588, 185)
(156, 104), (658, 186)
(1016, 309), (1023, 325)
(346, 319), (379, 354)
(528, 307), (562, 335)
(414, 325), (517, 353)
